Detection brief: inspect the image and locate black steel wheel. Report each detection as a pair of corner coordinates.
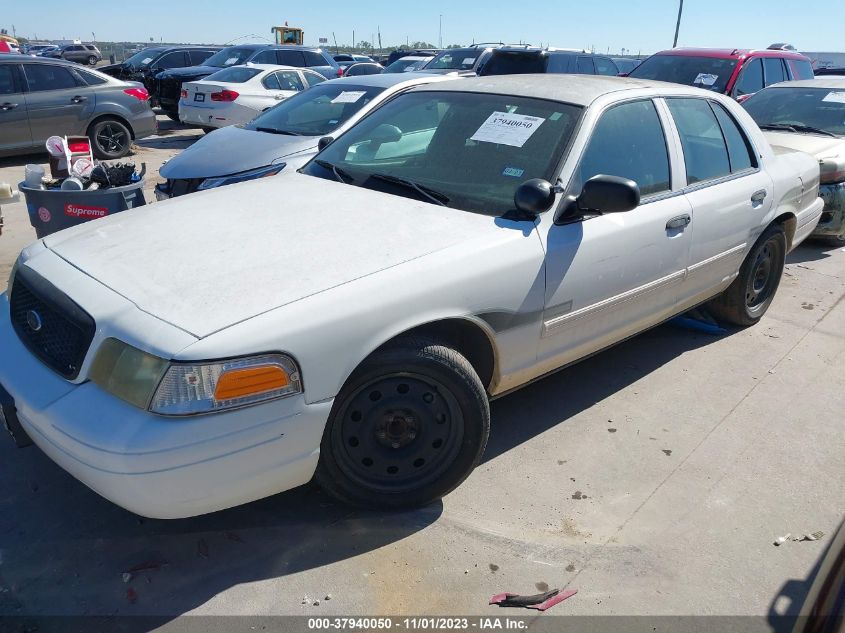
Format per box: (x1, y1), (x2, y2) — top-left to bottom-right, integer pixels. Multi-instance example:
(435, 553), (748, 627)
(87, 55), (98, 66)
(316, 337), (489, 508)
(88, 118), (132, 159)
(707, 223), (786, 326)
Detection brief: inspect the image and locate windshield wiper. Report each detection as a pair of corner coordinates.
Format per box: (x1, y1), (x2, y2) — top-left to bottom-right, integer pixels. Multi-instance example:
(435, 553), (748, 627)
(759, 123), (838, 138)
(314, 159), (354, 184)
(254, 127), (302, 136)
(368, 173), (450, 206)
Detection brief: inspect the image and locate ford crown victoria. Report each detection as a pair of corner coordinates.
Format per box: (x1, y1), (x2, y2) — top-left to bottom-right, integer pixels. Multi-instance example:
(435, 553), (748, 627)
(0, 76), (823, 518)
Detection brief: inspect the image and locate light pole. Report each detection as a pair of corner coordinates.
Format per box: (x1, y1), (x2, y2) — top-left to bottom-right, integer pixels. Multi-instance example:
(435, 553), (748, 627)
(672, 0), (684, 48)
(439, 14), (442, 49)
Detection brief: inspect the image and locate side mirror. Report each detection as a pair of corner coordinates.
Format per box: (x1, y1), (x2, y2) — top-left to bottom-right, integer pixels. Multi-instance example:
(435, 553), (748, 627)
(370, 123), (402, 145)
(317, 136), (334, 151)
(556, 175), (639, 223)
(514, 178), (556, 217)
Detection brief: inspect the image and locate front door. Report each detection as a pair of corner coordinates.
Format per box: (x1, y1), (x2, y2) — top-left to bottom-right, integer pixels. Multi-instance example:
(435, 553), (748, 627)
(537, 99), (692, 374)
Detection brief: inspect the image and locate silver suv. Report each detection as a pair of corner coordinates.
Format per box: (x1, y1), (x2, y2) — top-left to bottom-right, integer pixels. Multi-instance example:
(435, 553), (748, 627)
(46, 44), (102, 66)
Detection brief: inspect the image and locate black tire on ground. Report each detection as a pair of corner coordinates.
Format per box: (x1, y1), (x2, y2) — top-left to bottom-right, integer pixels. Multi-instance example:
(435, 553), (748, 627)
(315, 337), (490, 509)
(707, 223), (787, 327)
(88, 118), (132, 159)
(819, 233), (845, 246)
(88, 56), (98, 66)
(165, 112), (180, 122)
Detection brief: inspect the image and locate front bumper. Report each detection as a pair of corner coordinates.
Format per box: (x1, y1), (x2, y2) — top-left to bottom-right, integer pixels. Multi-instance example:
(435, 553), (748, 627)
(813, 182), (845, 239)
(0, 291), (332, 519)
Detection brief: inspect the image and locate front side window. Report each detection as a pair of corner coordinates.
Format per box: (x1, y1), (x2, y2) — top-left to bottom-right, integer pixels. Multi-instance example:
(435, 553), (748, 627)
(734, 58), (763, 97)
(763, 57), (786, 86)
(23, 64), (80, 92)
(630, 54), (738, 93)
(743, 86), (845, 136)
(577, 100), (671, 197)
(303, 91), (582, 216)
(667, 98), (731, 184)
(0, 65), (19, 95)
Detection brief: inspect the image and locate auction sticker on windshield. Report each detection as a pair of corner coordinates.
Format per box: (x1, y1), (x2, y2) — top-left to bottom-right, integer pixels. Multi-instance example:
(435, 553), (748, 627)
(471, 112), (545, 148)
(693, 73), (718, 87)
(462, 57), (476, 65)
(822, 91), (845, 104)
(331, 91), (367, 104)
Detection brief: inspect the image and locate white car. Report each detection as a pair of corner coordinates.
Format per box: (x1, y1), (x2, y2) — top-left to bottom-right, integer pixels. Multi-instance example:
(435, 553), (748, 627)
(0, 76), (823, 519)
(383, 56), (432, 73)
(179, 64), (327, 129)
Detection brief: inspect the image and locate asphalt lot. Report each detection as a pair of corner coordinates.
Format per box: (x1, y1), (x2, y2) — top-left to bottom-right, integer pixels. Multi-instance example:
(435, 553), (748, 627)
(0, 114), (843, 625)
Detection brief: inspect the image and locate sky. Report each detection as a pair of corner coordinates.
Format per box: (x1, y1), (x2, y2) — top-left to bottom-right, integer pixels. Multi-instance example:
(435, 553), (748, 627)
(4, 0), (842, 54)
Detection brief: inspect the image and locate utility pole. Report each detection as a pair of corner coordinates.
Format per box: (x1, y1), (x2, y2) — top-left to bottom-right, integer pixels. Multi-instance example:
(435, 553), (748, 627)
(11, 25), (16, 38)
(672, 0), (684, 48)
(353, 30), (355, 49)
(378, 26), (382, 53)
(439, 14), (442, 48)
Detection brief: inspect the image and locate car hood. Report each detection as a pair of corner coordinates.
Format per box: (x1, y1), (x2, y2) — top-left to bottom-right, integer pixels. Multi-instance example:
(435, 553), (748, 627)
(159, 126), (319, 179)
(762, 131), (845, 160)
(42, 173), (511, 338)
(157, 65), (220, 79)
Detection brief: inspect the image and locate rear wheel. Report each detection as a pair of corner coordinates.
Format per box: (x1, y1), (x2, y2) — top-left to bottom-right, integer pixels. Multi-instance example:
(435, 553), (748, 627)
(87, 55), (98, 66)
(707, 223), (786, 326)
(316, 337), (490, 509)
(88, 118), (132, 159)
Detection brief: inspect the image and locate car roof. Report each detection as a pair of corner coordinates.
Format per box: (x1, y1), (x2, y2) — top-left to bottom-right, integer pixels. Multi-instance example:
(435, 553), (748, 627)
(231, 63), (299, 72)
(321, 73), (453, 88)
(0, 53), (84, 66)
(652, 47), (809, 61)
(408, 74), (708, 106)
(767, 77), (845, 89)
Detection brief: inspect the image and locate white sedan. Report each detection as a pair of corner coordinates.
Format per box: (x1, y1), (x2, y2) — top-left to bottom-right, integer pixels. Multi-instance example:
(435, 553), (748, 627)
(179, 64), (327, 129)
(0, 76), (823, 518)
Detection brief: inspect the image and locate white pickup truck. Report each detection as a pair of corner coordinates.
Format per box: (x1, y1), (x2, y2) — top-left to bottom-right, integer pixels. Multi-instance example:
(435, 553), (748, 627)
(0, 76), (823, 518)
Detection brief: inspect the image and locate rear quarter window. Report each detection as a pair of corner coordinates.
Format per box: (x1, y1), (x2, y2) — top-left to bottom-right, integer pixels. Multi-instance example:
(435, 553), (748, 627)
(787, 58), (814, 80)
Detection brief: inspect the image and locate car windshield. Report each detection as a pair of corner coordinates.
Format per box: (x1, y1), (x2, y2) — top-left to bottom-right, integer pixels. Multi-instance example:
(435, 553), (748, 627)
(384, 58), (429, 73)
(205, 66), (263, 83)
(205, 47), (257, 68)
(481, 52), (547, 75)
(743, 86), (845, 136)
(427, 49), (481, 70)
(302, 91), (582, 216)
(122, 48), (166, 69)
(629, 54), (738, 92)
(245, 83), (386, 136)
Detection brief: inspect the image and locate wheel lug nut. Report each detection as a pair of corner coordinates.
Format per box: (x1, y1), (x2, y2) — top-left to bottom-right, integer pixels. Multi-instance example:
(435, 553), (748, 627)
(391, 442), (400, 449)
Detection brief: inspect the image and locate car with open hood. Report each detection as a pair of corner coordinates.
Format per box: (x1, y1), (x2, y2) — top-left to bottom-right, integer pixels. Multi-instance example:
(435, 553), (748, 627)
(743, 77), (845, 242)
(0, 75), (823, 518)
(98, 46), (220, 94)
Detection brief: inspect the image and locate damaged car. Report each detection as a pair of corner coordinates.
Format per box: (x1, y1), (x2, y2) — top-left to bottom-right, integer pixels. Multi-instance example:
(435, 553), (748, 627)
(0, 76), (823, 518)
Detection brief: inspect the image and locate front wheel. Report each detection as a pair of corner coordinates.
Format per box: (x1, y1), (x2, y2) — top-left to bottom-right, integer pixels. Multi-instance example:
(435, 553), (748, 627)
(315, 337), (490, 509)
(707, 223), (786, 326)
(87, 55), (98, 66)
(88, 118), (132, 159)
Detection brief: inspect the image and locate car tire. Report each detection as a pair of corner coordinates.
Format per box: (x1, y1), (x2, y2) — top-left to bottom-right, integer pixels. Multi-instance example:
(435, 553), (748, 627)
(315, 337), (490, 509)
(707, 223), (787, 326)
(87, 55), (98, 66)
(88, 118), (133, 159)
(165, 112), (180, 122)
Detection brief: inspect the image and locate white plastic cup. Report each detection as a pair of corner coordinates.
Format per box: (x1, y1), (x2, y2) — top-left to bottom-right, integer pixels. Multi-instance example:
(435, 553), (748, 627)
(24, 164), (45, 189)
(60, 177), (84, 191)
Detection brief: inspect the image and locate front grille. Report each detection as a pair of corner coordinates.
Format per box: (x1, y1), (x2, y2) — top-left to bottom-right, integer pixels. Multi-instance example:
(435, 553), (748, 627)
(9, 268), (95, 380)
(168, 178), (204, 197)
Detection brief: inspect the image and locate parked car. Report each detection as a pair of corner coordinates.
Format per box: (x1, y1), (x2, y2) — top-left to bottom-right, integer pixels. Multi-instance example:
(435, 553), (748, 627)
(24, 44), (56, 57)
(611, 57), (641, 74)
(343, 62), (384, 77)
(0, 75), (823, 518)
(179, 64), (325, 130)
(153, 45), (341, 119)
(383, 56), (433, 73)
(743, 77), (845, 242)
(385, 49), (439, 66)
(156, 73), (456, 198)
(34, 45), (60, 57)
(43, 44), (102, 66)
(98, 46), (220, 94)
(334, 54), (376, 73)
(478, 47), (619, 76)
(628, 48), (814, 100)
(422, 46), (496, 75)
(0, 54), (156, 159)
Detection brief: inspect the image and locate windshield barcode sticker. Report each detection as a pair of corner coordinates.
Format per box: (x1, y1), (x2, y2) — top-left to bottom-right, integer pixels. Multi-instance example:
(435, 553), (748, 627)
(331, 91), (367, 104)
(693, 73), (718, 87)
(822, 91), (845, 104)
(225, 57), (239, 65)
(470, 112), (545, 148)
(462, 57), (476, 65)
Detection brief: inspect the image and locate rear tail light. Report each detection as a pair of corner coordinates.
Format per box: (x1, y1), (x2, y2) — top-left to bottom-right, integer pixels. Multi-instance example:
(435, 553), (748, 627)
(180, 89), (188, 99)
(210, 89), (239, 102)
(123, 87), (149, 101)
(336, 67), (344, 77)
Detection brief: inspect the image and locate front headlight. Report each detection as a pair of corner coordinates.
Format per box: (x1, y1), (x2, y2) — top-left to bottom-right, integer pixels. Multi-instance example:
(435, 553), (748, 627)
(197, 163), (286, 191)
(90, 339), (302, 415)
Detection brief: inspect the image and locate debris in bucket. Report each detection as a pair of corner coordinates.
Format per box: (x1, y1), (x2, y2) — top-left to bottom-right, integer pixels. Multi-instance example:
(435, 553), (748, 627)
(774, 533), (792, 546)
(490, 588), (577, 611)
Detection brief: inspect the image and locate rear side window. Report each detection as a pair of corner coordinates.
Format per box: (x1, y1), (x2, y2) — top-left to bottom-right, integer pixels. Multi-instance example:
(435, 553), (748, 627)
(734, 58), (763, 97)
(0, 65), (19, 94)
(595, 57), (619, 76)
(277, 50), (306, 67)
(23, 64), (80, 92)
(711, 103), (756, 172)
(787, 58), (814, 80)
(302, 70), (326, 86)
(251, 49), (278, 64)
(303, 51), (329, 67)
(578, 99), (671, 196)
(667, 98), (732, 184)
(576, 56), (595, 74)
(73, 68), (108, 86)
(763, 57), (786, 85)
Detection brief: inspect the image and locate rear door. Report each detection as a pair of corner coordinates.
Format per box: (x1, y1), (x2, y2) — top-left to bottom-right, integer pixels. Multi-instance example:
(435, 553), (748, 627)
(0, 63), (32, 152)
(732, 57), (764, 99)
(21, 63), (94, 145)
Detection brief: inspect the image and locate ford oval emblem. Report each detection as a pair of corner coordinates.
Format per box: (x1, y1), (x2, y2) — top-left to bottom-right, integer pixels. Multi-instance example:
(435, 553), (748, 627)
(26, 310), (43, 332)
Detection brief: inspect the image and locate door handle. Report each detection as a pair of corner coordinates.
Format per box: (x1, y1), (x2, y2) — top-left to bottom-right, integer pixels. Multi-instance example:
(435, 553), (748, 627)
(0, 102), (18, 111)
(666, 214), (691, 230)
(751, 189), (767, 207)
(71, 95), (87, 103)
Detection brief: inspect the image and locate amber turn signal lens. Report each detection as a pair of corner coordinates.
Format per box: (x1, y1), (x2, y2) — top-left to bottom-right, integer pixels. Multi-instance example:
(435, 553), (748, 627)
(214, 365), (290, 401)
